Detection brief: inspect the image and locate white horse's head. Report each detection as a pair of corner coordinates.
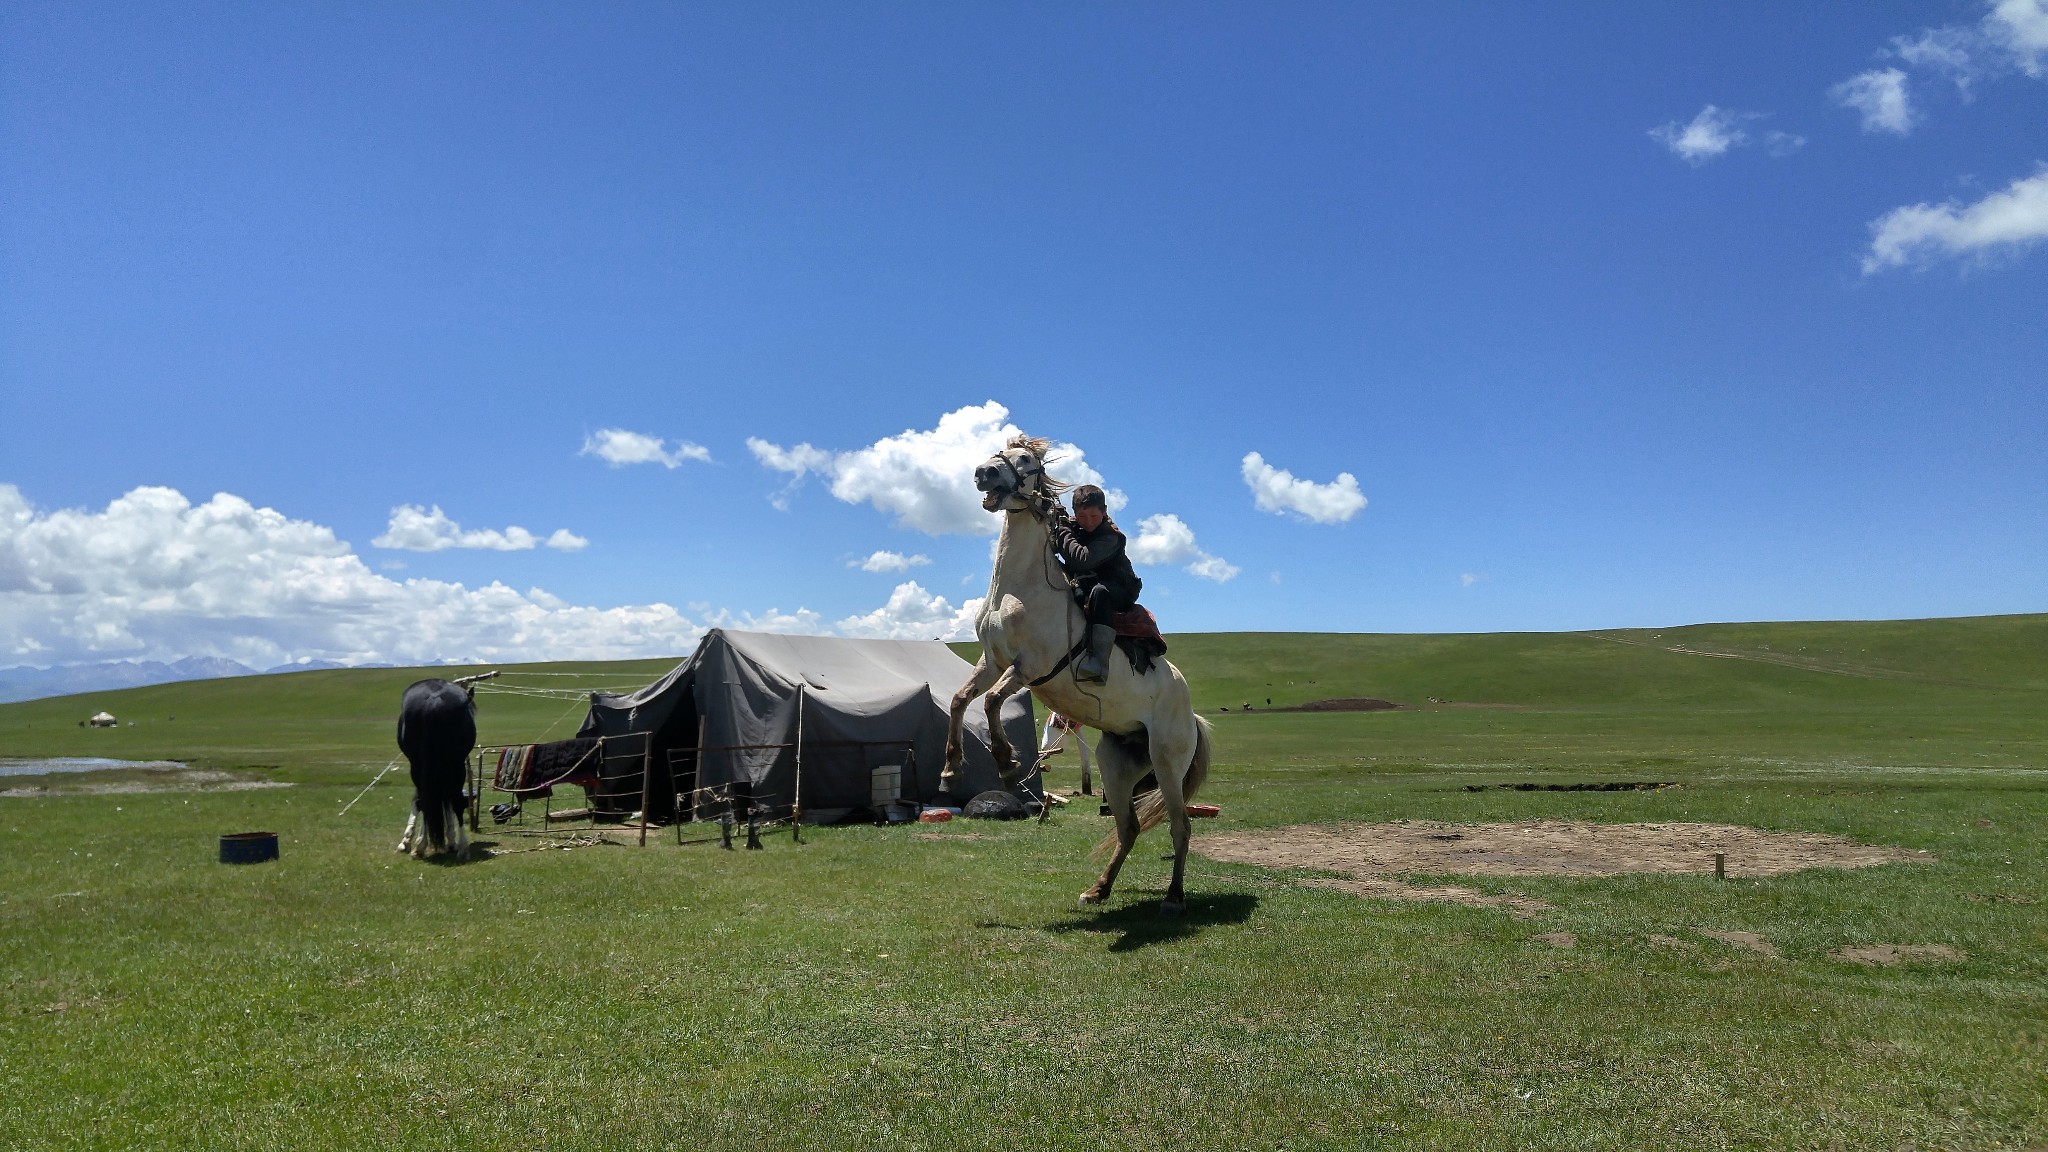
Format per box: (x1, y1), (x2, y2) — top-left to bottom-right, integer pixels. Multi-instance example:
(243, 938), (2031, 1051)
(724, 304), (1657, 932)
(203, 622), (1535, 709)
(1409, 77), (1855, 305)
(973, 435), (1068, 513)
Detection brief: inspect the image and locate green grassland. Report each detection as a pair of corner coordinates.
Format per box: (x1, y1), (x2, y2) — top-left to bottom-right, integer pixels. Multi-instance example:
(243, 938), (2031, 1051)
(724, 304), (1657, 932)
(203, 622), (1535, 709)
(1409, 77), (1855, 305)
(2, 616), (2045, 1149)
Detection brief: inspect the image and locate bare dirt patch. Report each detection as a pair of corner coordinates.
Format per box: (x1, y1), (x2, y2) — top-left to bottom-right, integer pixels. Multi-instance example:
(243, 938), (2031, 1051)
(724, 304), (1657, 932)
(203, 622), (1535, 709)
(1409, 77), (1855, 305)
(1274, 698), (1402, 713)
(1297, 875), (1550, 917)
(1696, 929), (1779, 958)
(1829, 943), (1965, 966)
(0, 769), (289, 798)
(1532, 931), (1576, 949)
(1197, 819), (1927, 914)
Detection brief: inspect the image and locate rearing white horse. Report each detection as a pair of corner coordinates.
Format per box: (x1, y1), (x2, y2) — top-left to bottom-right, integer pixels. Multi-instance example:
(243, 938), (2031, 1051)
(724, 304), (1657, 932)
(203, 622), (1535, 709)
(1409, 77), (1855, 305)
(942, 435), (1213, 915)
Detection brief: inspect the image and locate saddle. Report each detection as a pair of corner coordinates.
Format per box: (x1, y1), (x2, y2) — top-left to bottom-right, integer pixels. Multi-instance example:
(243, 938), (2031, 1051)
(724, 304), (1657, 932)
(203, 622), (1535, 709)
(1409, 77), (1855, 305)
(1108, 604), (1168, 676)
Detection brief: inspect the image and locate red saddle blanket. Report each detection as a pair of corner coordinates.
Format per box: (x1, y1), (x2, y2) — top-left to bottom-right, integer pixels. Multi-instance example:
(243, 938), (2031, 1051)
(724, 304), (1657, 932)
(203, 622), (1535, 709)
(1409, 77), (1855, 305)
(1109, 604), (1164, 643)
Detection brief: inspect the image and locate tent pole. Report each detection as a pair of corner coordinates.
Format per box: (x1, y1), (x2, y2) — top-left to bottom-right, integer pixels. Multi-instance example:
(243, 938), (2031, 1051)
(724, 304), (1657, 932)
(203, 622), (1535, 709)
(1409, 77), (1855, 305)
(693, 714), (708, 825)
(637, 736), (651, 847)
(792, 685), (805, 844)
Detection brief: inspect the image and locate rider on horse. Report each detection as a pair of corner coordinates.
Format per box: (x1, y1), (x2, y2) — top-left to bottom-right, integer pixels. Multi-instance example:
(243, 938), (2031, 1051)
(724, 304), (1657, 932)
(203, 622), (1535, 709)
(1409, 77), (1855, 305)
(1047, 484), (1142, 684)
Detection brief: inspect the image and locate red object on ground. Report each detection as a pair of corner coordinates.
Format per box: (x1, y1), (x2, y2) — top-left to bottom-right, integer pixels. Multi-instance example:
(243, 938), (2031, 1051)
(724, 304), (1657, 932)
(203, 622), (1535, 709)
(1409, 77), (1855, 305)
(918, 809), (953, 823)
(1186, 804), (1221, 818)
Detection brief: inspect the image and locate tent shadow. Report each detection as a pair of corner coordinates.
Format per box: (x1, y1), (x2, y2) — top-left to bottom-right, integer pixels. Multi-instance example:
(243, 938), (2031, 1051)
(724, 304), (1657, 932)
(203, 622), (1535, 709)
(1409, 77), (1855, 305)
(1036, 891), (1259, 952)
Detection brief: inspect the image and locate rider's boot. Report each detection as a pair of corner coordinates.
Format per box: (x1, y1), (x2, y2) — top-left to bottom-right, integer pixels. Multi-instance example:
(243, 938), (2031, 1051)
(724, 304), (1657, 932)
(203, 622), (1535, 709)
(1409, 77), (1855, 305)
(1075, 624), (1116, 684)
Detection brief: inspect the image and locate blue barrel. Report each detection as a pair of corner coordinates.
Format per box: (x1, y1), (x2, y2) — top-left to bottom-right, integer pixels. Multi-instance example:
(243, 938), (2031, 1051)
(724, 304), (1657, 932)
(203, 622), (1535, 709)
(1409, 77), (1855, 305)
(219, 831), (279, 864)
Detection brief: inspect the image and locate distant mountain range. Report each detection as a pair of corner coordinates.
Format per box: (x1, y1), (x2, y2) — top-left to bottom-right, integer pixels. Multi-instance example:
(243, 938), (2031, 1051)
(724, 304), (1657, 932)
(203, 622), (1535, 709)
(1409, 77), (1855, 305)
(0, 657), (388, 703)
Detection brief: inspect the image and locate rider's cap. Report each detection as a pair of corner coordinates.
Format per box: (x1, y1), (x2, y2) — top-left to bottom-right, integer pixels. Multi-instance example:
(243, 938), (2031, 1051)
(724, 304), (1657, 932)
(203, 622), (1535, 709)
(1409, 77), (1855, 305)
(1071, 484), (1108, 510)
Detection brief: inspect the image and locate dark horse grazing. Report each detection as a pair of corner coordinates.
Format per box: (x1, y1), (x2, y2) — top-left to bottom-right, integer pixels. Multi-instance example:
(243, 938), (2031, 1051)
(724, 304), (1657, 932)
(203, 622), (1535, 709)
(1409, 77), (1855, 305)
(396, 678), (476, 859)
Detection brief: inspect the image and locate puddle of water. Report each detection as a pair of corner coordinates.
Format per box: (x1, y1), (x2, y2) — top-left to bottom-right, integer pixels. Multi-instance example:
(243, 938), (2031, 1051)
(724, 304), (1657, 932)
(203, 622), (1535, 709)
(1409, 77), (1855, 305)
(0, 757), (189, 777)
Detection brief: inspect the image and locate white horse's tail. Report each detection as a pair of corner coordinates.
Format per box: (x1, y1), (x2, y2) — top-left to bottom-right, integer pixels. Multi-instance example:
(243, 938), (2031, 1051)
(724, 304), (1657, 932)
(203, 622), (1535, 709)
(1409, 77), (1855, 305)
(1094, 714), (1211, 857)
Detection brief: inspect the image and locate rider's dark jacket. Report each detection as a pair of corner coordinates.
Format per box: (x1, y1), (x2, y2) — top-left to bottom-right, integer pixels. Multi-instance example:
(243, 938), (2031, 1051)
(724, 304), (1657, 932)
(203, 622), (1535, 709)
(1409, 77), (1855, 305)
(1049, 517), (1142, 606)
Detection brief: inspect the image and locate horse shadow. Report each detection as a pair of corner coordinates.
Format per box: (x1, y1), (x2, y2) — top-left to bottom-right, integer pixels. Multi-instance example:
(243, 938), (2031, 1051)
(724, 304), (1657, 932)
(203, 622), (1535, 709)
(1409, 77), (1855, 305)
(1023, 891), (1260, 953)
(419, 840), (501, 867)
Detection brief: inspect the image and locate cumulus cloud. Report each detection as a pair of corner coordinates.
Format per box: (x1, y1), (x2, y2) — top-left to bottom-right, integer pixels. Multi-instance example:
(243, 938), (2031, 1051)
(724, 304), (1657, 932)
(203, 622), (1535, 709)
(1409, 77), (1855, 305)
(580, 428), (712, 468)
(1126, 513), (1239, 583)
(1992, 0), (2048, 75)
(0, 485), (706, 667)
(372, 505), (586, 552)
(835, 581), (983, 641)
(748, 401), (1116, 535)
(1649, 105), (1752, 165)
(0, 484), (1016, 668)
(1830, 68), (1916, 133)
(1241, 452), (1367, 524)
(1862, 166), (2048, 272)
(853, 550), (930, 573)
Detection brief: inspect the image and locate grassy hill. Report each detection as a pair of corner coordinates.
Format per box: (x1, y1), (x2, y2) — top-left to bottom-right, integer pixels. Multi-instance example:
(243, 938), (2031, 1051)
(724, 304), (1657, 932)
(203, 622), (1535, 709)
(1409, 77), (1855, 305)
(3, 615), (2044, 1148)
(4, 613), (2041, 785)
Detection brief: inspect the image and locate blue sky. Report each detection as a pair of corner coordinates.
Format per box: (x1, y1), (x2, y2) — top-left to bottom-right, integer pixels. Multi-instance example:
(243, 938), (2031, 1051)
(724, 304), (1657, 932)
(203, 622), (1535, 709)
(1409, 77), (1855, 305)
(3, 2), (2045, 668)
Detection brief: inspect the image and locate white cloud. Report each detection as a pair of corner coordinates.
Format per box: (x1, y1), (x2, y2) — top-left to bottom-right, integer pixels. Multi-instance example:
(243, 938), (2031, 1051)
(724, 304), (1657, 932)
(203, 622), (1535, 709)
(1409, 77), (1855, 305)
(371, 505), (584, 552)
(1241, 452), (1367, 525)
(1864, 2), (2048, 101)
(1989, 0), (2048, 77)
(0, 485), (709, 667)
(1126, 513), (1239, 583)
(1862, 166), (2048, 272)
(1830, 68), (1916, 134)
(1764, 130), (1808, 157)
(852, 550), (930, 573)
(0, 484), (1030, 669)
(1649, 105), (1750, 165)
(580, 428), (712, 469)
(834, 581), (983, 640)
(1892, 27), (1979, 90)
(1460, 572), (1483, 588)
(748, 401), (1117, 535)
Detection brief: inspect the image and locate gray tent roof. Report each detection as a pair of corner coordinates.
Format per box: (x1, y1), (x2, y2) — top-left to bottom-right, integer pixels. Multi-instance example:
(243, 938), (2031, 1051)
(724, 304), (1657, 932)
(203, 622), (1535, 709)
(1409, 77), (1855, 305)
(579, 629), (1034, 813)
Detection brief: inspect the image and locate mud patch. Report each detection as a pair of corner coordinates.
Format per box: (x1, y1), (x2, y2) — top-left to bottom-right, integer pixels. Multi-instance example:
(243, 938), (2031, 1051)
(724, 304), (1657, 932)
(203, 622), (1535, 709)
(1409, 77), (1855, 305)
(1198, 819), (1926, 881)
(1829, 943), (1965, 966)
(1532, 931), (1576, 949)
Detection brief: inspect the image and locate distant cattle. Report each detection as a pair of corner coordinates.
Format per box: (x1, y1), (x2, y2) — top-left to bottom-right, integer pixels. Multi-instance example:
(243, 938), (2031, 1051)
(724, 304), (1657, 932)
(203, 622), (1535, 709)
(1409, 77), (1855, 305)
(395, 679), (476, 859)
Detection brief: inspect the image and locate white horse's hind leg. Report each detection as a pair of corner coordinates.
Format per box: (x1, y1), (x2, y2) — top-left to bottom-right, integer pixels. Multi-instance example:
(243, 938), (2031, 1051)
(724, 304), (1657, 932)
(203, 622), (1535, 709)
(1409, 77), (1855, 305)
(1148, 726), (1198, 916)
(1080, 736), (1141, 906)
(451, 801), (470, 860)
(397, 807), (418, 854)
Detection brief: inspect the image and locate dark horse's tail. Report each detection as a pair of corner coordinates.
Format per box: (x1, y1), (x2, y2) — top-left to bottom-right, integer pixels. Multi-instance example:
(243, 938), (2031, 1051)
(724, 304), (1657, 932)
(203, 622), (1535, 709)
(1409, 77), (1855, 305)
(397, 679), (477, 852)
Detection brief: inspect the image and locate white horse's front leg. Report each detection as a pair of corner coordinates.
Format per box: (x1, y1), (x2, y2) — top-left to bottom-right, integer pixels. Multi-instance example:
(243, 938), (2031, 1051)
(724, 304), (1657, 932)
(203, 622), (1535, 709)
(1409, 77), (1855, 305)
(982, 662), (1029, 785)
(944, 657), (1001, 792)
(397, 806), (418, 854)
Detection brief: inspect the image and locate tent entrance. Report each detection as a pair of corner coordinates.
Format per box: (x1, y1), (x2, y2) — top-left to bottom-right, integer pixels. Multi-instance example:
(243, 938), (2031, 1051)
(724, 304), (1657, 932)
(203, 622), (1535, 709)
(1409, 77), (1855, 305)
(673, 738), (918, 826)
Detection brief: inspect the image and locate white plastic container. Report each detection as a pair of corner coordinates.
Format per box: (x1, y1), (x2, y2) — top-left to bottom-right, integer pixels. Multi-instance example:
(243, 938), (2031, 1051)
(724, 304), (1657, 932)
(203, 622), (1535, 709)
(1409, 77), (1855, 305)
(870, 764), (902, 810)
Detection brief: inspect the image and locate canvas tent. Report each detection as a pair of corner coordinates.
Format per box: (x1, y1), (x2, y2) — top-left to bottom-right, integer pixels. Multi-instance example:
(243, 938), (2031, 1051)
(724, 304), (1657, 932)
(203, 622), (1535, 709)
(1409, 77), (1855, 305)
(576, 629), (1036, 822)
